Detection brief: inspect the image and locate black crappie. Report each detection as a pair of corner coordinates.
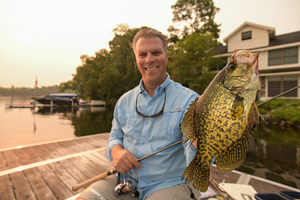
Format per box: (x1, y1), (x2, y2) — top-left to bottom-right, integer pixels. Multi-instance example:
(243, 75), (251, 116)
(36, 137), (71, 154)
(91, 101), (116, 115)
(181, 49), (260, 192)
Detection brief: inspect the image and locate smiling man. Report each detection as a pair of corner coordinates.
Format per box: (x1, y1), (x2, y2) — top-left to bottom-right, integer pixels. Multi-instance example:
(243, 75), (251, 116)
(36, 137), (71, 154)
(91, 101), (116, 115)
(77, 28), (200, 200)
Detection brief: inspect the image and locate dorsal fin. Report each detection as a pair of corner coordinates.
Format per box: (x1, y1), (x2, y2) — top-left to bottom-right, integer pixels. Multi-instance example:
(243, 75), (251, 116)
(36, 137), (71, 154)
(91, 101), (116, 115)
(181, 97), (199, 146)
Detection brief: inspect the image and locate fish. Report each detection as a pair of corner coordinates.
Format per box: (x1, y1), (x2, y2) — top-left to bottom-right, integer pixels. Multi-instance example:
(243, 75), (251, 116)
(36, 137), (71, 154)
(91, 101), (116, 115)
(180, 49), (260, 192)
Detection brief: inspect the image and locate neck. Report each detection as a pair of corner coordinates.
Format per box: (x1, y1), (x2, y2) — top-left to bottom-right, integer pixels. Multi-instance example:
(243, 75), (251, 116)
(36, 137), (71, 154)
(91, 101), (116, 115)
(143, 74), (167, 98)
(144, 85), (156, 98)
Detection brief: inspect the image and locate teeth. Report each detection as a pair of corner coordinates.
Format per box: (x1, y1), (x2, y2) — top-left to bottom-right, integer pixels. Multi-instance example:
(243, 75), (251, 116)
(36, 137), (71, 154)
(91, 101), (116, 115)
(147, 67), (157, 71)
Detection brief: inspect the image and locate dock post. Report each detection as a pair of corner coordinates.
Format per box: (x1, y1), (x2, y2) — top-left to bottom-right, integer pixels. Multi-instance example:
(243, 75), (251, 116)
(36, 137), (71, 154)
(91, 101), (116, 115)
(50, 100), (53, 113)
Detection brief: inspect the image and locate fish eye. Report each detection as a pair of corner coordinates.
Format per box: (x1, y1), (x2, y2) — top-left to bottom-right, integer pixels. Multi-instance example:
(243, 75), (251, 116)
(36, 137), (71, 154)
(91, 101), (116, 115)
(228, 64), (236, 70)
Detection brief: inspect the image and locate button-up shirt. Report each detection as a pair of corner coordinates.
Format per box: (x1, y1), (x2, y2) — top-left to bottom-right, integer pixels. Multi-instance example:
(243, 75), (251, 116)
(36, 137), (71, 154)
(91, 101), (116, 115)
(105, 74), (199, 200)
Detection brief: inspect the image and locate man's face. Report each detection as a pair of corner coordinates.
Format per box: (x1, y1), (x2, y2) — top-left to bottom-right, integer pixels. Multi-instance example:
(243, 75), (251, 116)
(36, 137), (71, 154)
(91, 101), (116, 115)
(134, 37), (168, 89)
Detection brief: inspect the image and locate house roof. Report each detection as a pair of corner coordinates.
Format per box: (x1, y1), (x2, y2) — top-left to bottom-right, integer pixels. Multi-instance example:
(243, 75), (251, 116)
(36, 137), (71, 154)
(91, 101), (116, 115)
(269, 31), (300, 46)
(223, 21), (276, 44)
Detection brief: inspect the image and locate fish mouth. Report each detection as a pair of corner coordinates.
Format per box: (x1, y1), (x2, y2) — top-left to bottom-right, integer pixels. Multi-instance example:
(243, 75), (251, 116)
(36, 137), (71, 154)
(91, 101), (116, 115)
(249, 53), (259, 76)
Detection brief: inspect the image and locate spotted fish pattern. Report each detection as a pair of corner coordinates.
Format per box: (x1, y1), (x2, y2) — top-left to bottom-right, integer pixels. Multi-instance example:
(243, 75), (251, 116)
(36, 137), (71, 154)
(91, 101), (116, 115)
(181, 50), (260, 192)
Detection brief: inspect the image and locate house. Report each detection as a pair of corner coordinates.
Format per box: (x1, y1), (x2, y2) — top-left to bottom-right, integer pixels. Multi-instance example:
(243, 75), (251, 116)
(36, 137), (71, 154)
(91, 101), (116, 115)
(214, 21), (300, 100)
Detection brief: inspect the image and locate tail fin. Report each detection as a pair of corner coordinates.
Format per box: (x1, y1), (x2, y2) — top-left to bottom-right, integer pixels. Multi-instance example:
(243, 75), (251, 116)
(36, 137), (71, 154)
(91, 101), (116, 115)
(182, 157), (210, 192)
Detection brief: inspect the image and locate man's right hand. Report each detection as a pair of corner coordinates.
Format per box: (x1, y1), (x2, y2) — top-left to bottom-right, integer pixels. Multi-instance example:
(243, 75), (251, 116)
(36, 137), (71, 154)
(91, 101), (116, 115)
(111, 145), (142, 174)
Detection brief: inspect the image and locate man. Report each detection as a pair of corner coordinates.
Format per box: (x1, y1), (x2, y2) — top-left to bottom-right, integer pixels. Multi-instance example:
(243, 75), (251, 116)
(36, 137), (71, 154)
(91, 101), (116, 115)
(77, 28), (200, 200)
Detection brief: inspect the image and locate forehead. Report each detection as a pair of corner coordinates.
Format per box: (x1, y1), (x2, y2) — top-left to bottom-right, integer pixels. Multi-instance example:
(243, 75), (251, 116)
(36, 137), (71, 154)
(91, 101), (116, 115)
(135, 37), (164, 52)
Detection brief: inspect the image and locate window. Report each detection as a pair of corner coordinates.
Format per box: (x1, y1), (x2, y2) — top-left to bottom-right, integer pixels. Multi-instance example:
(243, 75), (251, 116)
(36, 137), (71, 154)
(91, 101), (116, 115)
(242, 31), (252, 40)
(268, 47), (298, 66)
(268, 76), (298, 97)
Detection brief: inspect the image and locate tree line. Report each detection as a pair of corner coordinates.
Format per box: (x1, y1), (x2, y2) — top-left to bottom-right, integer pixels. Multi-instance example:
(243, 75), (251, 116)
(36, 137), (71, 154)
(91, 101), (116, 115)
(0, 85), (61, 96)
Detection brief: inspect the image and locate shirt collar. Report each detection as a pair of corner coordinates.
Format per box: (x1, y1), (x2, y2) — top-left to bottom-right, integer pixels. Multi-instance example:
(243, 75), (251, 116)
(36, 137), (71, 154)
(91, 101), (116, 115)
(139, 73), (171, 96)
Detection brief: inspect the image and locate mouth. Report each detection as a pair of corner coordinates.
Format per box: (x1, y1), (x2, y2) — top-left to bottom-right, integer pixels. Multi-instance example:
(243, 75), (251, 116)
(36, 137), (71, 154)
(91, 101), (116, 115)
(145, 66), (158, 71)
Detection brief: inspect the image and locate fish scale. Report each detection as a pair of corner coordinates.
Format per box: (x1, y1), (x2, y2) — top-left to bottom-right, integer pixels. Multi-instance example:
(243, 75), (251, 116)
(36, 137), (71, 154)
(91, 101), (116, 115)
(181, 50), (260, 192)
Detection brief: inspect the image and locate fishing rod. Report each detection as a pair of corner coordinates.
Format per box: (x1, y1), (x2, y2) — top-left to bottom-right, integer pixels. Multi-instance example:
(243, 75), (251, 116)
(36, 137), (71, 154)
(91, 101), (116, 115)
(72, 140), (182, 191)
(256, 85), (300, 107)
(72, 86), (300, 191)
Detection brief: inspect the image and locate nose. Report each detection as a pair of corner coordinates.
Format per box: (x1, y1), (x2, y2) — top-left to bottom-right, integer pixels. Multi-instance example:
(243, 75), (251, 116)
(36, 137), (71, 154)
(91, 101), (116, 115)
(145, 53), (154, 63)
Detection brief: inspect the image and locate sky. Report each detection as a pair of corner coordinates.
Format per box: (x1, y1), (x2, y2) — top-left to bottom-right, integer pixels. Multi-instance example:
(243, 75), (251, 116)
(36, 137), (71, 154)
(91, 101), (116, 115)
(0, 0), (299, 88)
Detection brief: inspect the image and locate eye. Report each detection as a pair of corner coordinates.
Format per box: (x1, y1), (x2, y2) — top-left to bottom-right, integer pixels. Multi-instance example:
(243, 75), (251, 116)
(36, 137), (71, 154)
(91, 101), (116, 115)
(228, 64), (236, 70)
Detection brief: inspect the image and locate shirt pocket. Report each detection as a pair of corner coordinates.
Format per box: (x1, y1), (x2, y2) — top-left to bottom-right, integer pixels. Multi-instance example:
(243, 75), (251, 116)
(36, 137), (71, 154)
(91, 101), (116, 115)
(118, 109), (139, 141)
(155, 110), (183, 144)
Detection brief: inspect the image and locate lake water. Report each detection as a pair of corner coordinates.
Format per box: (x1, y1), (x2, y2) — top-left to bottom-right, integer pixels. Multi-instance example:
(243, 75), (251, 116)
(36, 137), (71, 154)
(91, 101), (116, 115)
(1, 96), (299, 190)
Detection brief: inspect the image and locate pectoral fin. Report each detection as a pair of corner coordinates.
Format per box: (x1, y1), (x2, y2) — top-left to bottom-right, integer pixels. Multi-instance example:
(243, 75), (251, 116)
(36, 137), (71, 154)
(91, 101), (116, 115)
(249, 103), (260, 125)
(231, 93), (244, 120)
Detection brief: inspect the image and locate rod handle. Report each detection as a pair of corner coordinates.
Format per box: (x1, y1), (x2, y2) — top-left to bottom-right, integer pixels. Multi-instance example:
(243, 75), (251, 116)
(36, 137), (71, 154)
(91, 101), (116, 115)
(72, 169), (117, 191)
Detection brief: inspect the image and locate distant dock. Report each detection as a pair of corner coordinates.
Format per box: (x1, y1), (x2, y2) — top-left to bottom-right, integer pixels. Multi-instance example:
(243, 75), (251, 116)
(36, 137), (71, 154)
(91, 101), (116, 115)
(5, 102), (34, 108)
(6, 100), (106, 109)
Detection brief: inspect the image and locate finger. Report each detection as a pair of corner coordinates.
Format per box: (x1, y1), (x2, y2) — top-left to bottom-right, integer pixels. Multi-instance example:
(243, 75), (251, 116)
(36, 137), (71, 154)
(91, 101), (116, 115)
(132, 159), (142, 170)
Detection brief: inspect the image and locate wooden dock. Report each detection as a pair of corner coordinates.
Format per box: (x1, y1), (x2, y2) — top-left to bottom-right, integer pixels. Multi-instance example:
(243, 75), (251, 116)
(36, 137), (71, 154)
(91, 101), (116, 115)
(1, 133), (299, 200)
(0, 133), (112, 200)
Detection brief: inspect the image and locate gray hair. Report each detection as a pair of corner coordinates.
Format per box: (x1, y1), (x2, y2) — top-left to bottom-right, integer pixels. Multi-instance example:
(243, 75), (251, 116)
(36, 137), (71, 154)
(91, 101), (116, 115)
(132, 28), (168, 53)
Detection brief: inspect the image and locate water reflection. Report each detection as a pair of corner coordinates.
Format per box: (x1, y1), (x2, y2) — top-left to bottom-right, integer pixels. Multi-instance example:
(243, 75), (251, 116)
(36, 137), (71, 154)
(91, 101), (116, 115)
(238, 125), (300, 189)
(32, 105), (114, 137)
(35, 106), (79, 115)
(68, 106), (114, 137)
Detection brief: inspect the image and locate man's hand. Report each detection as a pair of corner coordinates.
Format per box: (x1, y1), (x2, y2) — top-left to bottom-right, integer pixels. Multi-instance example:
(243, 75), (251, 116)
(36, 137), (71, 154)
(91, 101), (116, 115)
(111, 145), (142, 174)
(192, 139), (197, 150)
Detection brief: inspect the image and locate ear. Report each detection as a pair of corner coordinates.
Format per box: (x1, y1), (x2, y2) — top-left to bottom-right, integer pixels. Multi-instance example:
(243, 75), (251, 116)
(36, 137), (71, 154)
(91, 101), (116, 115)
(165, 53), (168, 65)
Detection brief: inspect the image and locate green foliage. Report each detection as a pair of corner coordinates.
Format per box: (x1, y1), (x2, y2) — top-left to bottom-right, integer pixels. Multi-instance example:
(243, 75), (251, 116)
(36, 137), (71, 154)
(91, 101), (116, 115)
(272, 107), (300, 122)
(168, 32), (219, 94)
(168, 0), (220, 43)
(257, 99), (300, 122)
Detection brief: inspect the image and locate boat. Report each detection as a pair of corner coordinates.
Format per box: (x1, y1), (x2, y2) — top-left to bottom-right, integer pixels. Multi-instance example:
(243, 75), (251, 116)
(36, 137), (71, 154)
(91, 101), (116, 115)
(65, 165), (300, 200)
(32, 93), (79, 106)
(50, 93), (78, 98)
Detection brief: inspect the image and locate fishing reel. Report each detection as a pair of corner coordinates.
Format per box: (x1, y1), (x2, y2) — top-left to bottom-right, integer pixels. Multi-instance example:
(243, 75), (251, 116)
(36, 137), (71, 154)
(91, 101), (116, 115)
(113, 179), (137, 197)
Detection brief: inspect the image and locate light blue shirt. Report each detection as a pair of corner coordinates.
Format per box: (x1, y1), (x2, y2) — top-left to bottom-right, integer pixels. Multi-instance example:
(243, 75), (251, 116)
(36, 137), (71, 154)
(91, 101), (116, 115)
(105, 74), (199, 200)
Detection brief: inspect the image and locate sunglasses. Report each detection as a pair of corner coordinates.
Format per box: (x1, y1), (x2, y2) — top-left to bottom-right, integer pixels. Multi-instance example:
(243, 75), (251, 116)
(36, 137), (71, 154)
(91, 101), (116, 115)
(135, 87), (166, 117)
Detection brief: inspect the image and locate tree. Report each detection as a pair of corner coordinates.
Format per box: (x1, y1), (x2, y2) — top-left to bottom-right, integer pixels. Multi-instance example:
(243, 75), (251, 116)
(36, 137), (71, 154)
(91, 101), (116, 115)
(168, 32), (220, 94)
(168, 0), (220, 44)
(59, 24), (148, 106)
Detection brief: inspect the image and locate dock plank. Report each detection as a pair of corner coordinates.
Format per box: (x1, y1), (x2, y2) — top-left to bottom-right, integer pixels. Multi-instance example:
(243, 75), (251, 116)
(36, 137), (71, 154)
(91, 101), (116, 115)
(59, 159), (90, 189)
(48, 162), (82, 195)
(21, 147), (43, 163)
(3, 150), (19, 169)
(37, 164), (73, 200)
(0, 152), (7, 171)
(0, 175), (15, 200)
(66, 156), (103, 179)
(31, 144), (53, 161)
(10, 171), (36, 200)
(24, 168), (57, 200)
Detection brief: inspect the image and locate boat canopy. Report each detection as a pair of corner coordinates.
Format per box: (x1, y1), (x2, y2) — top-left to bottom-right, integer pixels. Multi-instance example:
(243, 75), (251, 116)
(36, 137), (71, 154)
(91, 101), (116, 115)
(50, 93), (78, 98)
